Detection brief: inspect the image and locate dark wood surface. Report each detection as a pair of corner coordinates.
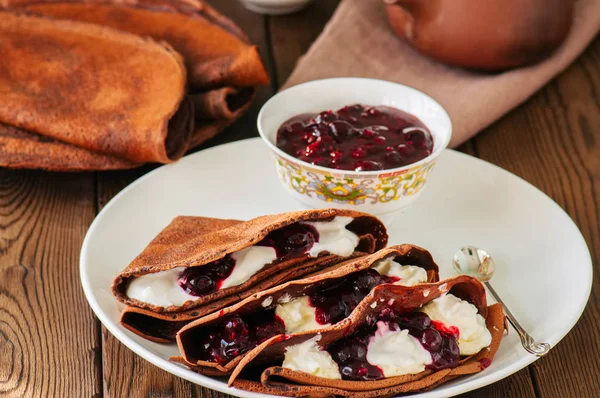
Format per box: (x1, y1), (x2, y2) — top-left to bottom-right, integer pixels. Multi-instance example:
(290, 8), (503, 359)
(0, 1), (598, 397)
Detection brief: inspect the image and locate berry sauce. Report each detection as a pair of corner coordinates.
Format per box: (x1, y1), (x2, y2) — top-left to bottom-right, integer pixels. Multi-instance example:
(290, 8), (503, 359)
(308, 269), (396, 325)
(327, 310), (460, 381)
(185, 309), (285, 365)
(178, 255), (236, 296)
(177, 223), (320, 297)
(276, 104), (433, 171)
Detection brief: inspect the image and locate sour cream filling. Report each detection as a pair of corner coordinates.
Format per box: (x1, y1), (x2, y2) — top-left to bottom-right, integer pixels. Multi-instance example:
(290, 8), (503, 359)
(366, 321), (433, 377)
(219, 246), (277, 289)
(420, 293), (492, 355)
(282, 336), (341, 379)
(276, 296), (322, 334)
(126, 267), (195, 308)
(304, 216), (359, 257)
(275, 258), (427, 333)
(371, 257), (428, 286)
(125, 216), (360, 307)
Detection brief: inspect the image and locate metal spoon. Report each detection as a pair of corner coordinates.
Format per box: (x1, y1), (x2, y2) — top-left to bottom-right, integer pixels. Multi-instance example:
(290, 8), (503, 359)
(453, 246), (551, 357)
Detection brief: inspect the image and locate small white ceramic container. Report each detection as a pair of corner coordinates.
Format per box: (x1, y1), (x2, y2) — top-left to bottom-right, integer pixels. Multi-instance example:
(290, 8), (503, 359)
(239, 0), (312, 15)
(258, 78), (452, 214)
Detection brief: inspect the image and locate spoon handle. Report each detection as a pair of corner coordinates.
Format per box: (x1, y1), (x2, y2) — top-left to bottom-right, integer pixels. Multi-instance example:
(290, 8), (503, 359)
(484, 281), (551, 357)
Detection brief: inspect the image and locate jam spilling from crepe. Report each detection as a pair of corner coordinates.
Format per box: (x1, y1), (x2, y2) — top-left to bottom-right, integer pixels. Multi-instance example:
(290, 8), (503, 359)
(310, 269), (398, 325)
(276, 104), (433, 171)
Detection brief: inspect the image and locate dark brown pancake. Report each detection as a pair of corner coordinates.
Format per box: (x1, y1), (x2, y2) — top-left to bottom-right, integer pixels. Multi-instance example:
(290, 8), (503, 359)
(113, 209), (387, 313)
(226, 277), (505, 397)
(0, 10), (192, 164)
(174, 245), (439, 373)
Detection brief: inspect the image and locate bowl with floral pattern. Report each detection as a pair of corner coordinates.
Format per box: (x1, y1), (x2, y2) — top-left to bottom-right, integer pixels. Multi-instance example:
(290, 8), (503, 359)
(257, 78), (452, 214)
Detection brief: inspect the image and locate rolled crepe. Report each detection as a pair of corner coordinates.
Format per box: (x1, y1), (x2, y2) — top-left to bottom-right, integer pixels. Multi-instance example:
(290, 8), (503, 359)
(0, 11), (193, 165)
(175, 245), (440, 375)
(112, 209), (388, 342)
(8, 0), (270, 149)
(227, 276), (505, 397)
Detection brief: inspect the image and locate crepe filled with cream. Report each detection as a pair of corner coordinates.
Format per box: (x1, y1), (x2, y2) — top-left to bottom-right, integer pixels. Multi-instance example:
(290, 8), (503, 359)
(173, 245), (439, 375)
(227, 276), (504, 397)
(113, 209), (388, 343)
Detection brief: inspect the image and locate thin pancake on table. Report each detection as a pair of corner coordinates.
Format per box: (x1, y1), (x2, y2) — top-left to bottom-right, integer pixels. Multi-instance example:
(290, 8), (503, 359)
(6, 0), (270, 151)
(0, 10), (193, 166)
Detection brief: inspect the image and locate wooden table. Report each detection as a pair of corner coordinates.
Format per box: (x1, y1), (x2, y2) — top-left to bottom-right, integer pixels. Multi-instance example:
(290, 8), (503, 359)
(1, 1), (598, 397)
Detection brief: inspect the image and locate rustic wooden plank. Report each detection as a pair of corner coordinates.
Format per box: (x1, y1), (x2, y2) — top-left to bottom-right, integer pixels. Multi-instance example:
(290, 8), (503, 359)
(0, 170), (100, 397)
(268, 0), (340, 89)
(471, 37), (600, 398)
(98, 1), (273, 397)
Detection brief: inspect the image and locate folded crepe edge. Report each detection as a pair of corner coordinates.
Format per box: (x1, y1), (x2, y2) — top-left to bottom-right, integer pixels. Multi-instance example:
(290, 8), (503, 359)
(191, 87), (255, 121)
(0, 123), (141, 171)
(174, 245), (440, 373)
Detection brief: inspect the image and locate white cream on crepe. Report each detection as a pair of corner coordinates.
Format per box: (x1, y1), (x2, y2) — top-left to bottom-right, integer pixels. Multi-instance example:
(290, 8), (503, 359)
(420, 293), (492, 355)
(126, 216), (360, 307)
(366, 321), (433, 376)
(371, 257), (428, 286)
(275, 256), (428, 333)
(126, 267), (195, 307)
(275, 296), (321, 334)
(303, 216), (359, 257)
(282, 336), (341, 379)
(219, 246), (278, 289)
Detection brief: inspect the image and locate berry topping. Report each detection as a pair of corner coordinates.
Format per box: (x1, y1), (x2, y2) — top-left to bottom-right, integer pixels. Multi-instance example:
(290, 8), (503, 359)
(185, 310), (285, 365)
(326, 309), (461, 380)
(276, 104), (433, 171)
(309, 269), (396, 326)
(178, 256), (235, 296)
(178, 223), (320, 297)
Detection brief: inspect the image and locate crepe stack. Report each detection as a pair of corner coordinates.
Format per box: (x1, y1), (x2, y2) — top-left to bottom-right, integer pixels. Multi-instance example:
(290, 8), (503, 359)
(111, 209), (505, 396)
(0, 0), (269, 171)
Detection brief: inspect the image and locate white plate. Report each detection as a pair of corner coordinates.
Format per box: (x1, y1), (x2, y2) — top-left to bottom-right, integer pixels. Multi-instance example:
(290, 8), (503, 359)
(80, 138), (592, 398)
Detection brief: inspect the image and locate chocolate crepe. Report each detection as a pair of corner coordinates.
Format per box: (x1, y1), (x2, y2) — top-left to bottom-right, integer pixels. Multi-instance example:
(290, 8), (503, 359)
(112, 209), (387, 313)
(227, 276), (505, 397)
(0, 123), (139, 171)
(7, 0), (270, 150)
(11, 0), (270, 89)
(120, 254), (360, 344)
(0, 11), (194, 166)
(175, 245), (439, 375)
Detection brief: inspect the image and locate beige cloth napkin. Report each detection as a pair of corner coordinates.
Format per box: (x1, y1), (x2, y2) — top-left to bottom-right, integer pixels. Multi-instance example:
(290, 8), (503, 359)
(284, 0), (600, 147)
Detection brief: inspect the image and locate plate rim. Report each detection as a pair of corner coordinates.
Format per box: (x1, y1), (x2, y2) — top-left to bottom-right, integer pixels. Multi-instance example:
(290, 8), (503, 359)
(80, 137), (593, 398)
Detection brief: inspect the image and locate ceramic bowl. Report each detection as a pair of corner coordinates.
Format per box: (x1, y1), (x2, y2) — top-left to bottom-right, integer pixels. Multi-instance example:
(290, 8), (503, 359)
(257, 78), (452, 214)
(239, 0), (312, 15)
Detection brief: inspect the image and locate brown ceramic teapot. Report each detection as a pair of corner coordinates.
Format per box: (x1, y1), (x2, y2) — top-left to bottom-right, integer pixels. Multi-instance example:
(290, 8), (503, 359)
(384, 0), (575, 70)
